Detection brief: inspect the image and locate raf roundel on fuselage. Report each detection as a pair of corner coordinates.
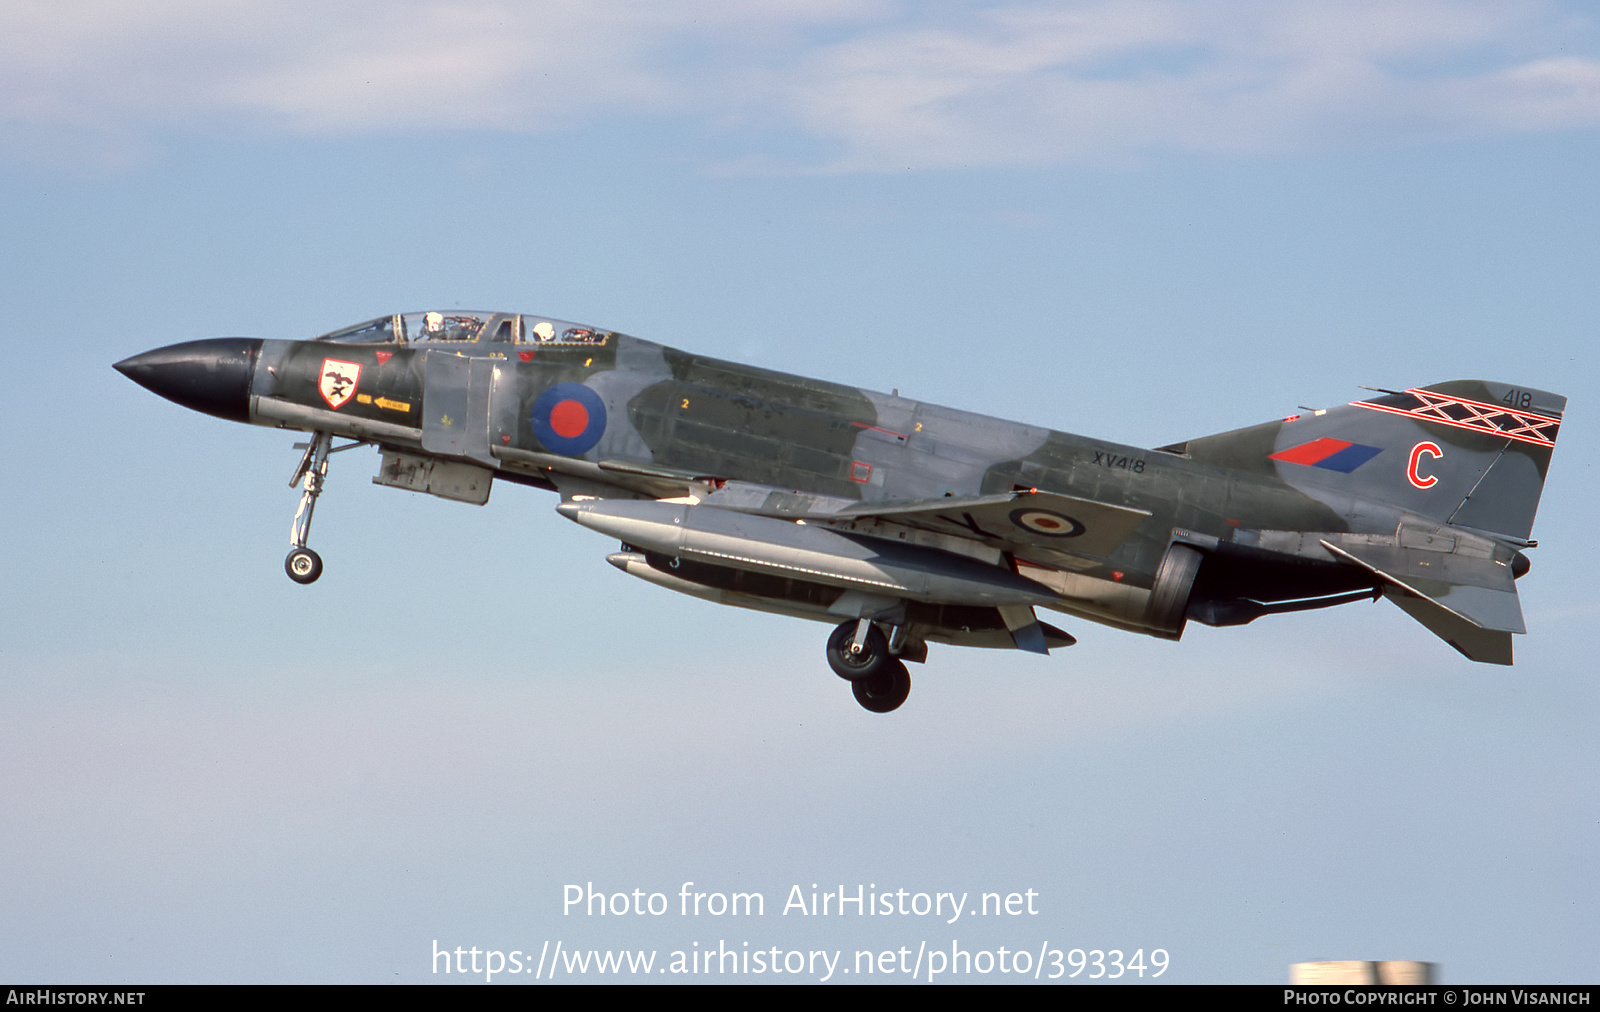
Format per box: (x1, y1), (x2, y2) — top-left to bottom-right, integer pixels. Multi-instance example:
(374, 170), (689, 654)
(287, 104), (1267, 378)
(531, 382), (608, 457)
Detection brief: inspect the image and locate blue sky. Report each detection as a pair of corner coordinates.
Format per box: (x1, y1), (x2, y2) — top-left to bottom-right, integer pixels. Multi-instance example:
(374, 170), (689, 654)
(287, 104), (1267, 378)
(1, 1), (1597, 984)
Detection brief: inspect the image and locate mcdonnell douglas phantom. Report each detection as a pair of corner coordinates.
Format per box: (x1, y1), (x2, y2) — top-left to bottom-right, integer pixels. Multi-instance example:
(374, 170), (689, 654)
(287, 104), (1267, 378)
(115, 310), (1563, 712)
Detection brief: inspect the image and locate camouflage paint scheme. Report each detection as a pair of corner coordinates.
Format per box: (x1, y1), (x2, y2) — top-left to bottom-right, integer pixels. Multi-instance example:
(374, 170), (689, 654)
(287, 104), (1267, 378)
(114, 310), (1564, 712)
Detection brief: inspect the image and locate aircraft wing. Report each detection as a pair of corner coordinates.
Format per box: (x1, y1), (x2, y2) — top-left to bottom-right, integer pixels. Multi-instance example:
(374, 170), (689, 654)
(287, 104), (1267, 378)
(1319, 539), (1525, 665)
(809, 489), (1152, 558)
(687, 483), (1151, 559)
(504, 457), (1152, 563)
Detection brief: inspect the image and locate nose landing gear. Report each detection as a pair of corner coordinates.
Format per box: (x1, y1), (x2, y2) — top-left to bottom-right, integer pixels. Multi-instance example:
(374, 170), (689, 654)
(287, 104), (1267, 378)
(285, 432), (332, 584)
(283, 431), (362, 584)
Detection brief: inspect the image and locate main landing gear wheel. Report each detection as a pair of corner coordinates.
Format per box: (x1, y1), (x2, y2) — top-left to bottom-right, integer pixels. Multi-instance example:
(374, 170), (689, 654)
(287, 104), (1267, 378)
(285, 547), (323, 584)
(826, 620), (891, 681)
(853, 659), (911, 713)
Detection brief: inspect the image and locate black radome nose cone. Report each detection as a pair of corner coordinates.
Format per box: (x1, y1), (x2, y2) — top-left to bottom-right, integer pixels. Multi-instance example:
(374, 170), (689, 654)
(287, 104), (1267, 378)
(115, 338), (262, 423)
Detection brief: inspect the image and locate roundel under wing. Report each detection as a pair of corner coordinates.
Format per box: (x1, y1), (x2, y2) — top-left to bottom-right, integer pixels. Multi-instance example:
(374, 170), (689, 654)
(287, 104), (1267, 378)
(531, 382), (608, 456)
(1008, 507), (1086, 538)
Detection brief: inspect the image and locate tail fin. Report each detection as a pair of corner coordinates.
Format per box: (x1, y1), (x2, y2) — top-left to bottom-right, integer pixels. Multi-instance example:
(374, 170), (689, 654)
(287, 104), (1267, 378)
(1180, 380), (1564, 541)
(1175, 381), (1563, 664)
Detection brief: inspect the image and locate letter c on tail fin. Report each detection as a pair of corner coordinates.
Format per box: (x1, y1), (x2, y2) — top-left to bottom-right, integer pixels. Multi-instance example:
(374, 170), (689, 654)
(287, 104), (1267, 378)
(1407, 442), (1443, 489)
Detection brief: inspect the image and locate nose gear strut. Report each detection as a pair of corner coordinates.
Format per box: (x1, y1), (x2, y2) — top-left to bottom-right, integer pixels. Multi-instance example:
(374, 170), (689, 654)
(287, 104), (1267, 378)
(283, 432), (365, 584)
(285, 431), (331, 583)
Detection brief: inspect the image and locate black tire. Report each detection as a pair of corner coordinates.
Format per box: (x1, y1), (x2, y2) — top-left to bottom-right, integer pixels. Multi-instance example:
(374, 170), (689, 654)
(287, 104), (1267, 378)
(285, 547), (323, 585)
(853, 659), (911, 713)
(826, 620), (891, 682)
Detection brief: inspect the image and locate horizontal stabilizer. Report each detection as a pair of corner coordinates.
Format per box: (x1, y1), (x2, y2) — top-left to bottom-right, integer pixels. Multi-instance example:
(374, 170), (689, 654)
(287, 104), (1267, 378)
(1320, 540), (1523, 665)
(1384, 591), (1513, 666)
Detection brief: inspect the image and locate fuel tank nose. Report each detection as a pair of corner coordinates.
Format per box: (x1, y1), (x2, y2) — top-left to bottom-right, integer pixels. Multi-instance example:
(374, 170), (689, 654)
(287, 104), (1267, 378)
(114, 337), (262, 423)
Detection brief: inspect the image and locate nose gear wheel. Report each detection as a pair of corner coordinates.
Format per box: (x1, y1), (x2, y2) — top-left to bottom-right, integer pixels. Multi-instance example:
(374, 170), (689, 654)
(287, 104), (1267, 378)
(285, 547), (323, 584)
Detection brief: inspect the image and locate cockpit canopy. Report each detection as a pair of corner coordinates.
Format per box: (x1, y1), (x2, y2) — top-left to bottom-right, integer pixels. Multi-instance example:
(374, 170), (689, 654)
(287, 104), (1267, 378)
(314, 311), (611, 346)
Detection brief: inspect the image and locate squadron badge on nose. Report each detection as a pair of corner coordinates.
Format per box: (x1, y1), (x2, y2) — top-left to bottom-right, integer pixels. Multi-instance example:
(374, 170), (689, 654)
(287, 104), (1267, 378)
(319, 359), (361, 410)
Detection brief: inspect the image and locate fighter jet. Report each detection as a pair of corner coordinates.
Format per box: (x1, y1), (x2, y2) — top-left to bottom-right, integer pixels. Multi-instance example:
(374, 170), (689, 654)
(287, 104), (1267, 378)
(115, 310), (1563, 712)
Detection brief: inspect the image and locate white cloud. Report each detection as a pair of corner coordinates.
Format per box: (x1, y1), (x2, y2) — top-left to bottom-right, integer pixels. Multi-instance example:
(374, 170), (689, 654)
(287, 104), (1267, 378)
(1, 0), (1597, 170)
(768, 1), (1600, 168)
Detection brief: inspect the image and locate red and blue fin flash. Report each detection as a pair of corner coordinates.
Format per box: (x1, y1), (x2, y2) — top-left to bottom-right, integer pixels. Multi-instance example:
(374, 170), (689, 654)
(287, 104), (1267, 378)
(1269, 437), (1383, 473)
